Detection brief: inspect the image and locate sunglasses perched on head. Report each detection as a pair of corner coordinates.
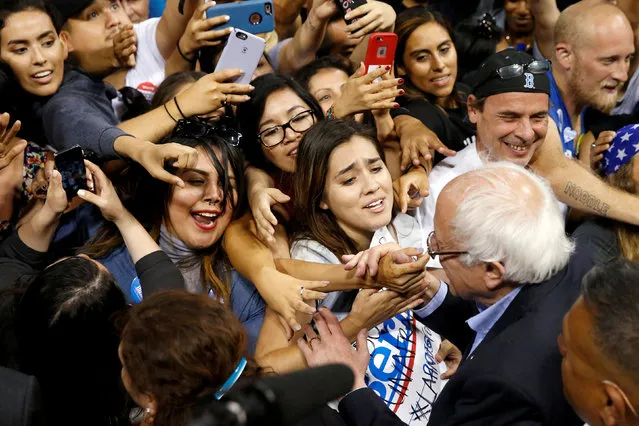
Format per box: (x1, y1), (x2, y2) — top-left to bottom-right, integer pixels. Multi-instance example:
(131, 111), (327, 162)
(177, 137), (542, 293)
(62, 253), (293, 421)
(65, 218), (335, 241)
(475, 59), (551, 88)
(172, 118), (242, 147)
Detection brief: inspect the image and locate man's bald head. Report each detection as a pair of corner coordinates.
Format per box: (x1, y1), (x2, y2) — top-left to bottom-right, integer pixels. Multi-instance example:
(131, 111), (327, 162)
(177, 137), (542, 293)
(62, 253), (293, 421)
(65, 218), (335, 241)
(555, 3), (632, 50)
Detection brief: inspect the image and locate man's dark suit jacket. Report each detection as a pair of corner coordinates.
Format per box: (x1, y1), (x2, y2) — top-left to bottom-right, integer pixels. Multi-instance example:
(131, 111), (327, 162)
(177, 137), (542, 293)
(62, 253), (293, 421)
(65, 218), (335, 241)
(420, 234), (596, 426)
(0, 366), (45, 426)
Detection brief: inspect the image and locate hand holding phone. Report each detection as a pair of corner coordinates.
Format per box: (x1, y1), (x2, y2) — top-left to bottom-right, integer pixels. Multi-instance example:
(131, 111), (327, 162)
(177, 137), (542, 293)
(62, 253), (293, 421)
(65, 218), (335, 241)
(334, 0), (367, 24)
(54, 145), (88, 199)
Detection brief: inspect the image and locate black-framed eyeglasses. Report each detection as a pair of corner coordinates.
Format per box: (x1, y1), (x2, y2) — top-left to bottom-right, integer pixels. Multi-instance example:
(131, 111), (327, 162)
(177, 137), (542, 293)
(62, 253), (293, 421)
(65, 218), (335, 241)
(475, 59), (551, 88)
(427, 231), (469, 258)
(173, 118), (242, 147)
(257, 110), (315, 148)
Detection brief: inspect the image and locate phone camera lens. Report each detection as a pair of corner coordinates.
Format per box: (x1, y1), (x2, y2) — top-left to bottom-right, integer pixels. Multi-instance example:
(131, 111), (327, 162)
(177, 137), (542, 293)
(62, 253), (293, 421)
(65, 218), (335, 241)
(237, 31), (248, 40)
(249, 12), (262, 25)
(265, 3), (272, 14)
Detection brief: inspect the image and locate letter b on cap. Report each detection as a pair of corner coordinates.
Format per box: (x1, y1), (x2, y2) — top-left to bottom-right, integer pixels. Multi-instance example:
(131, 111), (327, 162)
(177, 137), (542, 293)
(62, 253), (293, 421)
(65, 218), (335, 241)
(524, 72), (535, 89)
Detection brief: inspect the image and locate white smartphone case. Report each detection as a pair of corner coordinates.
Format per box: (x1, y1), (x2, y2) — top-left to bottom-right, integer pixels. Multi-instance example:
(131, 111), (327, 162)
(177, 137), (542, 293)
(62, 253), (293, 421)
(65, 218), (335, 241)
(214, 29), (266, 85)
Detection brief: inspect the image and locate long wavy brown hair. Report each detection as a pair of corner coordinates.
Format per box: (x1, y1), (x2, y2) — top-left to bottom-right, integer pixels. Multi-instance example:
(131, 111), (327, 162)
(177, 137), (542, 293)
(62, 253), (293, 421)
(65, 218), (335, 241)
(119, 291), (260, 426)
(290, 119), (385, 259)
(608, 157), (639, 261)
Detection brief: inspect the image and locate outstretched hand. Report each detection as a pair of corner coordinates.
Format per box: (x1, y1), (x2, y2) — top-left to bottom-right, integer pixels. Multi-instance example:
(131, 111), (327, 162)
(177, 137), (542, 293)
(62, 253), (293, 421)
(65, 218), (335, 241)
(298, 307), (369, 391)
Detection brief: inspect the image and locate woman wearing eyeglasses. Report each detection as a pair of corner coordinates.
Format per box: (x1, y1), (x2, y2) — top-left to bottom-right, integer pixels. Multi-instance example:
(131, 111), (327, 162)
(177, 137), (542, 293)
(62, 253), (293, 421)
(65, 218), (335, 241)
(255, 119), (451, 424)
(82, 127), (266, 353)
(394, 8), (476, 164)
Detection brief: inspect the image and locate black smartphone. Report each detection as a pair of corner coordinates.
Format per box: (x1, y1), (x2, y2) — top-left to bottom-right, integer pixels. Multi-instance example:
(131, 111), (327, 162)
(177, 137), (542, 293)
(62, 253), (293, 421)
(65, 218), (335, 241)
(335, 0), (367, 24)
(54, 145), (87, 199)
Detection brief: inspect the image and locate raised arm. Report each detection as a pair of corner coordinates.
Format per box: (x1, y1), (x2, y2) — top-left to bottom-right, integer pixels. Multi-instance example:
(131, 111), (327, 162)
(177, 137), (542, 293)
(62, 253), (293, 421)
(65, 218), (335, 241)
(255, 288), (424, 373)
(529, 0), (560, 59)
(117, 69), (253, 142)
(276, 0), (338, 75)
(17, 170), (67, 253)
(223, 213), (328, 331)
(274, 0), (307, 39)
(531, 118), (639, 225)
(154, 0), (199, 59)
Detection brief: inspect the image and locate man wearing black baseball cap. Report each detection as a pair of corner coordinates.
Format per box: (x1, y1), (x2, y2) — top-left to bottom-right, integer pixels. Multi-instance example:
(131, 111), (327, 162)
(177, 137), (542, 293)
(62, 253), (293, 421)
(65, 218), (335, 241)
(417, 49), (639, 269)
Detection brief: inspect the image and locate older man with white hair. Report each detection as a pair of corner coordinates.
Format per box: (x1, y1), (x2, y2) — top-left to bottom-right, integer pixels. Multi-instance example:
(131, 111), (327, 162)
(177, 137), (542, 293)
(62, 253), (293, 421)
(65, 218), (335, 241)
(410, 163), (598, 425)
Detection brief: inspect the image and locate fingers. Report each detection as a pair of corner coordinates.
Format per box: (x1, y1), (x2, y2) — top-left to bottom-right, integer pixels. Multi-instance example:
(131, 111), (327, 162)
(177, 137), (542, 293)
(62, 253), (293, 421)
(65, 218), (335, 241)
(318, 307), (341, 334)
(285, 311), (303, 332)
(1, 119), (21, 145)
(303, 280), (330, 290)
(83, 159), (107, 192)
(302, 323), (319, 341)
(355, 328), (368, 355)
(297, 336), (312, 358)
(344, 3), (370, 22)
(150, 166), (185, 187)
(302, 289), (327, 302)
(349, 17), (383, 39)
(77, 186), (103, 207)
(171, 146), (199, 170)
(360, 66), (389, 84)
(342, 251), (363, 270)
(195, 0), (219, 16)
(255, 209), (276, 237)
(356, 250), (371, 277)
(208, 68), (245, 82)
(294, 299), (316, 316)
(217, 82), (256, 95)
(432, 137), (456, 157)
(391, 247), (422, 264)
(0, 139), (26, 169)
(0, 112), (9, 138)
(313, 311), (331, 337)
(398, 178), (409, 213)
(269, 188), (291, 205)
(195, 27), (233, 43)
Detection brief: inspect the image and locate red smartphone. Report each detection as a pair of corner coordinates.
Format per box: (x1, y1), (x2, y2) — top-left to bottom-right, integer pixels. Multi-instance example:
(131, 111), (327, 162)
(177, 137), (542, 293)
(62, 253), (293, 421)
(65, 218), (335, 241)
(364, 33), (398, 79)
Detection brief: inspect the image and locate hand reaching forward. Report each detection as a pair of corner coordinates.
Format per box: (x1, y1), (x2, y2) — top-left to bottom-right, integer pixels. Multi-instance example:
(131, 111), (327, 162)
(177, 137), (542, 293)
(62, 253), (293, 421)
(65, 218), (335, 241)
(0, 113), (27, 171)
(77, 160), (127, 222)
(298, 307), (369, 391)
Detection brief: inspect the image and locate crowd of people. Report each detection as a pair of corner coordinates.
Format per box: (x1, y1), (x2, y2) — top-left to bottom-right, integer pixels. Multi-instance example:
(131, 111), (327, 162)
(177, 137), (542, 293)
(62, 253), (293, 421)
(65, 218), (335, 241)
(0, 0), (639, 424)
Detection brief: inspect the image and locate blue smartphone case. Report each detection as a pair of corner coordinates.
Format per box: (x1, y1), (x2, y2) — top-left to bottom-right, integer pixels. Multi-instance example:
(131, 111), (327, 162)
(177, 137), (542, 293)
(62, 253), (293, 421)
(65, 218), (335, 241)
(206, 0), (275, 35)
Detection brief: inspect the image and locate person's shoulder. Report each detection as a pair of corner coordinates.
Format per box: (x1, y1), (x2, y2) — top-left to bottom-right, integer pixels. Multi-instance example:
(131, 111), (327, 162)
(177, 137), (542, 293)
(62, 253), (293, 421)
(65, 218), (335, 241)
(430, 143), (479, 184)
(134, 16), (161, 33)
(391, 213), (423, 249)
(290, 238), (340, 264)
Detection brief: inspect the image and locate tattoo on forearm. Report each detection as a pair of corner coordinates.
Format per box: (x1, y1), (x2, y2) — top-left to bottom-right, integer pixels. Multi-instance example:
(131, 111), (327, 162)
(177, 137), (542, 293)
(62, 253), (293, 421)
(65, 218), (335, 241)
(564, 181), (610, 216)
(305, 15), (318, 31)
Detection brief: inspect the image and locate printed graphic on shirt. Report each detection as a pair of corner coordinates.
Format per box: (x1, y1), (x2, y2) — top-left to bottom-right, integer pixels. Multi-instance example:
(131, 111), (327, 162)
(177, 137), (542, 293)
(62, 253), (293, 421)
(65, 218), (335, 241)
(137, 82), (158, 102)
(365, 310), (443, 424)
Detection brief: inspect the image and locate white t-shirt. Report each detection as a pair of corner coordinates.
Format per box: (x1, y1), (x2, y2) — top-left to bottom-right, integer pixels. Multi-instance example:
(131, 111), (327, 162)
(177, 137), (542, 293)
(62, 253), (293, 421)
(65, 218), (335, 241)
(291, 214), (446, 425)
(415, 142), (568, 269)
(126, 17), (166, 101)
(112, 17), (166, 118)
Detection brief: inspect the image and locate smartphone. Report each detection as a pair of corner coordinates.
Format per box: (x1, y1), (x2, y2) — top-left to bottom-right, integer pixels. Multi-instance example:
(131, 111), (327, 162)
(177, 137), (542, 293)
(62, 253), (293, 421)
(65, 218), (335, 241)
(364, 32), (398, 78)
(215, 29), (266, 85)
(335, 0), (367, 24)
(205, 0), (275, 35)
(54, 145), (87, 199)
